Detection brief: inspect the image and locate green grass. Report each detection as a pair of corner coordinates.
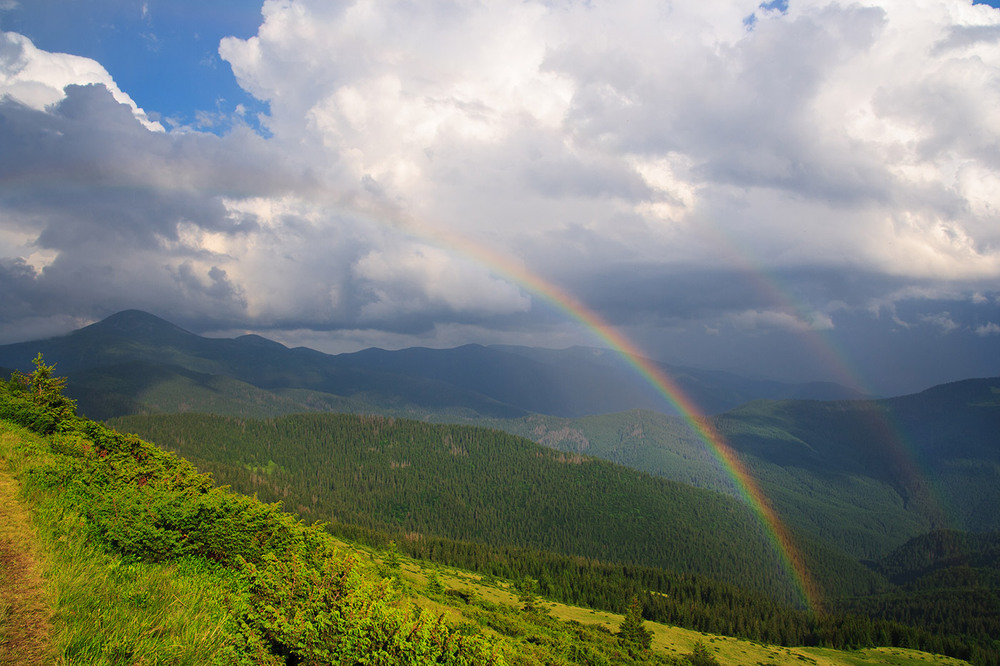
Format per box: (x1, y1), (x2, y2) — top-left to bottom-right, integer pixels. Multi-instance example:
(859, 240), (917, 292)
(50, 556), (237, 664)
(388, 545), (967, 666)
(1, 425), (246, 665)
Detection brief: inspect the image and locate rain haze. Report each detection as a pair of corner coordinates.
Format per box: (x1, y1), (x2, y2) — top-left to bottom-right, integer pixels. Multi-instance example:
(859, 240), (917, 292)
(2, 0), (1000, 397)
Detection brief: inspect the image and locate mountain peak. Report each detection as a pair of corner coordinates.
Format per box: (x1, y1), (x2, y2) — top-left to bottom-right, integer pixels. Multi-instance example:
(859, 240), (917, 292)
(235, 334), (288, 350)
(81, 310), (195, 340)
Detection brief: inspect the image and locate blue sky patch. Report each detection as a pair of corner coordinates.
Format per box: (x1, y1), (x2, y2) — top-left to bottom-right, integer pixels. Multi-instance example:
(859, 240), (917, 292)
(0, 0), (268, 134)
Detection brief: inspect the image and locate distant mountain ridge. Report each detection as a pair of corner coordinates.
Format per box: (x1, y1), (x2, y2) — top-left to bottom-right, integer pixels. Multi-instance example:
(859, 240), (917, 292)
(0, 309), (864, 420)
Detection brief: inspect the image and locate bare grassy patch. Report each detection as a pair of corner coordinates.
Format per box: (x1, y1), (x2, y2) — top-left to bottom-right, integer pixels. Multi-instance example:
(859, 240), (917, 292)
(0, 467), (53, 665)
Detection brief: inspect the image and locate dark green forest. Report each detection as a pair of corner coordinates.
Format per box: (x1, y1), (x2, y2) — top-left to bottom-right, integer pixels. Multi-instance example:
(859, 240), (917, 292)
(494, 383), (1000, 568)
(108, 412), (884, 606)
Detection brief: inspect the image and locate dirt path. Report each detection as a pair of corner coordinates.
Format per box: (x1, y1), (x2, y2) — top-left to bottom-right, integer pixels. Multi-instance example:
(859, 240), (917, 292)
(0, 468), (53, 665)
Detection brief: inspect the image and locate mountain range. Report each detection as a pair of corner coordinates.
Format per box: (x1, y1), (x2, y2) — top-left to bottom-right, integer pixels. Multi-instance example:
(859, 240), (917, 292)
(0, 309), (864, 421)
(6, 371), (995, 665)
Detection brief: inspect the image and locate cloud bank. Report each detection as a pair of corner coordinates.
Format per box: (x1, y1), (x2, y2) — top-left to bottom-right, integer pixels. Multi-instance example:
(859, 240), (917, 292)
(2, 0), (1000, 393)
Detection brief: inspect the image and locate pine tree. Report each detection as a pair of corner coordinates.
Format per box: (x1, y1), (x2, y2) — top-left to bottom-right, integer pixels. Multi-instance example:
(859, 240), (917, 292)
(686, 640), (721, 666)
(4, 353), (77, 433)
(380, 540), (401, 578)
(517, 576), (539, 612)
(427, 567), (444, 594)
(618, 595), (653, 651)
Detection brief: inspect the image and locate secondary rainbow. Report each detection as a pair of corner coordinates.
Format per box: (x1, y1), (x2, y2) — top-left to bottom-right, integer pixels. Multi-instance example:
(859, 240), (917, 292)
(693, 221), (949, 529)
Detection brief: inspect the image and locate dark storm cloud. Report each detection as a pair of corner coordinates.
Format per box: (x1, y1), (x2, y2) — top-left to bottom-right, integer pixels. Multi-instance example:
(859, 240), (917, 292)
(0, 257), (43, 318)
(0, 83), (306, 330)
(566, 264), (887, 324)
(0, 84), (302, 249)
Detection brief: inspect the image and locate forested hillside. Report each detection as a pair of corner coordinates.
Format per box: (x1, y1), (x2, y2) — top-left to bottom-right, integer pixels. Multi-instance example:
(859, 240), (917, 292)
(108, 411), (885, 606)
(109, 410), (1000, 664)
(487, 380), (1000, 565)
(715, 386), (1000, 557)
(834, 530), (1000, 666)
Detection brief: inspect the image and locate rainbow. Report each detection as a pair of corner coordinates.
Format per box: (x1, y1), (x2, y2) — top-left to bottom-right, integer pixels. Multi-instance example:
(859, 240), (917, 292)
(395, 220), (826, 612)
(691, 221), (867, 393)
(275, 190), (825, 608)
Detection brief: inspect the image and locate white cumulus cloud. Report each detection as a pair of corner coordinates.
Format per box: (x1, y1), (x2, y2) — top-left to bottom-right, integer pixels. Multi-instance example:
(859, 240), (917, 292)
(213, 0), (1000, 284)
(0, 32), (163, 131)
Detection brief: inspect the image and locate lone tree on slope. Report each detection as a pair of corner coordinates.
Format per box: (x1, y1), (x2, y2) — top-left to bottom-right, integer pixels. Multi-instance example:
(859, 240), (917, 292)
(618, 594), (653, 652)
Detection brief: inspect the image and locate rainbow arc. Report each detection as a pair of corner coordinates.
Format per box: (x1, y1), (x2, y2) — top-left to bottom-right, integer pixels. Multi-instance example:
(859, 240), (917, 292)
(407, 224), (825, 611)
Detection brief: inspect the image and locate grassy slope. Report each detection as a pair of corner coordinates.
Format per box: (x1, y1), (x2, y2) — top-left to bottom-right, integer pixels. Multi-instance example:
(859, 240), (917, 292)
(388, 547), (969, 666)
(0, 424), (253, 664)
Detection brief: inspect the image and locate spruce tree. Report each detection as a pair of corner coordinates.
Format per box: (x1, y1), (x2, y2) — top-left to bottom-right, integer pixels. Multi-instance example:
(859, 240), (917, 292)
(381, 540), (401, 577)
(686, 640), (721, 666)
(517, 576), (539, 612)
(427, 567), (444, 594)
(618, 594), (653, 651)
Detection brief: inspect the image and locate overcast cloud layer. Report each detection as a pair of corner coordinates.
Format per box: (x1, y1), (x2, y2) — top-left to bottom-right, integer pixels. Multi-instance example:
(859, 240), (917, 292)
(2, 0), (1000, 395)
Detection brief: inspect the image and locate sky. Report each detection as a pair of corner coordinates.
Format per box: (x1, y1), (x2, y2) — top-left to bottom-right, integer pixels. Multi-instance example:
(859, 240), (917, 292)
(1, 0), (1000, 397)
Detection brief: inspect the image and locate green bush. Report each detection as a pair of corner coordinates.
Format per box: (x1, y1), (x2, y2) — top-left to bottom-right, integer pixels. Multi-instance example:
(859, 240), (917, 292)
(0, 380), (59, 433)
(238, 550), (502, 664)
(1, 354), (77, 433)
